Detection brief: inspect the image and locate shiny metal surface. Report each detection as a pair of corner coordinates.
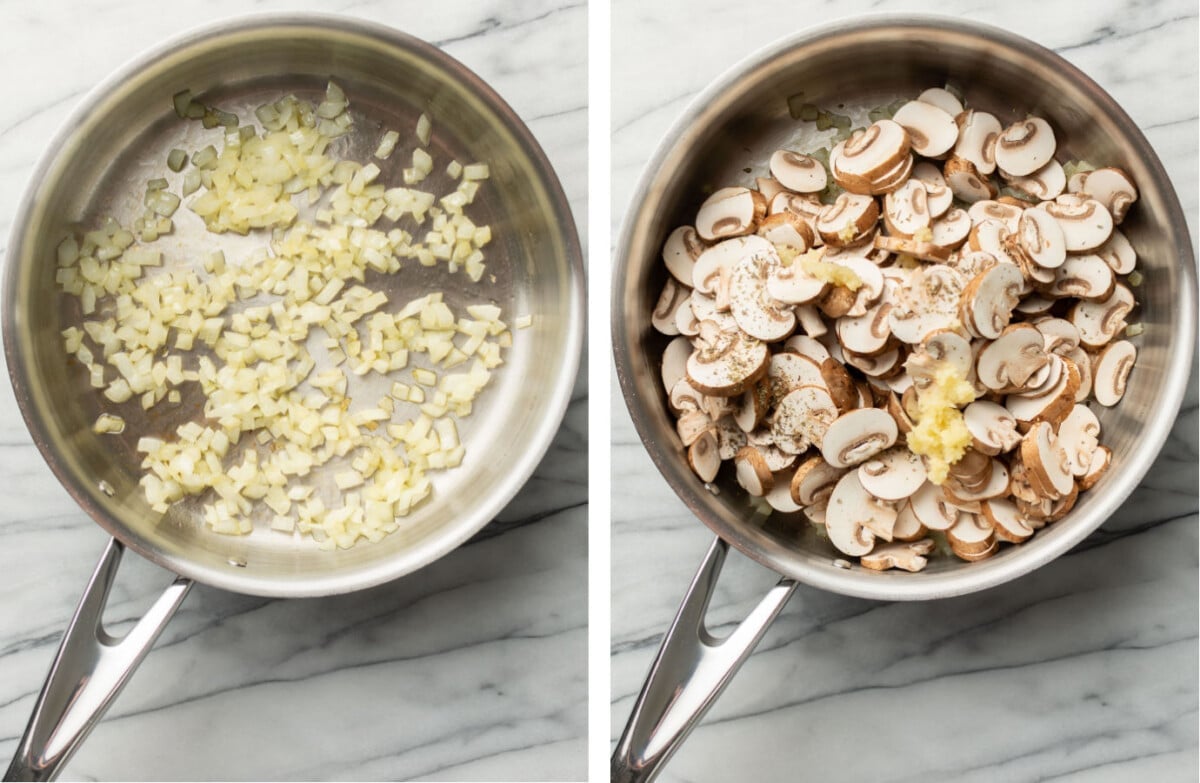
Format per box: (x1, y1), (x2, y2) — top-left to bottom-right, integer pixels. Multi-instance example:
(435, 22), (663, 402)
(612, 16), (1196, 778)
(3, 13), (584, 598)
(5, 542), (191, 781)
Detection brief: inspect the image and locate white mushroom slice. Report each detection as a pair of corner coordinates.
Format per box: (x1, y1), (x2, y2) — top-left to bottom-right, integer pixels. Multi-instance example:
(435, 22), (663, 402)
(1057, 404), (1100, 476)
(1092, 339), (1136, 407)
(945, 459), (1009, 503)
(729, 253), (796, 342)
(1095, 229), (1136, 275)
(702, 394), (736, 421)
(967, 220), (1019, 268)
(669, 378), (705, 414)
(1020, 421), (1075, 498)
(964, 400), (1021, 456)
(1078, 445), (1111, 491)
(823, 241), (892, 265)
(1040, 199), (1113, 252)
(766, 260), (827, 305)
(825, 472), (894, 556)
(1006, 355), (1080, 427)
(734, 447), (774, 496)
(714, 416), (748, 460)
(755, 177), (788, 204)
(860, 539), (935, 572)
(891, 502), (928, 542)
(1069, 283), (1135, 348)
(757, 211), (814, 252)
(982, 498), (1034, 543)
(1066, 345), (1093, 402)
(769, 192), (824, 232)
(910, 481), (958, 531)
(1013, 207), (1067, 270)
(892, 99), (958, 158)
(816, 193), (879, 247)
(759, 444), (798, 472)
(883, 179), (932, 238)
(858, 445), (926, 501)
(1076, 166), (1138, 223)
(1034, 317), (1081, 354)
(952, 110), (1002, 175)
(906, 330), (973, 391)
(769, 150), (828, 194)
(686, 320), (770, 397)
(872, 235), (951, 263)
(885, 370), (915, 396)
(766, 352), (826, 405)
(944, 156), (997, 203)
(652, 277), (690, 335)
(662, 226), (708, 285)
(676, 409), (714, 446)
(795, 304), (828, 338)
(1044, 254), (1115, 300)
(785, 334), (831, 364)
(661, 336), (692, 393)
(747, 425), (775, 448)
(951, 249), (998, 280)
(790, 455), (844, 506)
(869, 151), (915, 195)
(930, 208), (972, 249)
(733, 380), (771, 433)
(765, 474), (803, 513)
(691, 235), (777, 295)
(820, 407), (898, 468)
(831, 120), (911, 195)
(918, 87), (964, 117)
(975, 324), (1049, 391)
(994, 117), (1056, 177)
(911, 160), (948, 188)
(1002, 159), (1066, 200)
(947, 513), (997, 561)
(844, 346), (902, 379)
(695, 186), (765, 241)
(690, 291), (718, 321)
(889, 264), (966, 345)
(968, 200), (1023, 233)
(837, 302), (893, 356)
(921, 178), (954, 219)
(674, 295), (700, 337)
(961, 262), (1023, 340)
(1015, 294), (1055, 315)
(771, 385), (839, 455)
(687, 429), (721, 483)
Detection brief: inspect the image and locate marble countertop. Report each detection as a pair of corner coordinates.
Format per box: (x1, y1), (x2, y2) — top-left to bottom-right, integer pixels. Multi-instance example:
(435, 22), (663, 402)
(0, 1), (586, 781)
(611, 2), (1198, 781)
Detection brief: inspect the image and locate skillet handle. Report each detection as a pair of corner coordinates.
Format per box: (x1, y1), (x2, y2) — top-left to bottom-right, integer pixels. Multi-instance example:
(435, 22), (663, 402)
(5, 538), (192, 782)
(611, 536), (797, 783)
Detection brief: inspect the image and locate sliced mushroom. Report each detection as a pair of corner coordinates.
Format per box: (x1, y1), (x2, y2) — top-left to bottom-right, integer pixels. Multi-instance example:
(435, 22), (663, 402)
(766, 257), (828, 305)
(883, 179), (932, 238)
(765, 474), (804, 513)
(994, 117), (1056, 177)
(1014, 293), (1055, 316)
(918, 87), (963, 116)
(951, 249), (998, 280)
(1002, 159), (1066, 201)
(820, 358), (860, 413)
(733, 379), (771, 432)
(1078, 445), (1111, 490)
(816, 193), (880, 247)
(1069, 284), (1135, 348)
(758, 211), (815, 252)
(943, 155), (997, 203)
(1005, 354), (1080, 428)
(873, 234), (951, 263)
(714, 416), (748, 460)
(982, 497), (1034, 543)
(662, 226), (708, 285)
(818, 285), (858, 319)
(830, 120), (911, 195)
(1092, 339), (1136, 407)
(676, 409), (714, 447)
(734, 446), (774, 496)
(769, 150), (828, 194)
(686, 320), (770, 397)
(652, 276), (690, 335)
(702, 394), (736, 421)
(1020, 420), (1075, 499)
(910, 481), (958, 531)
(1066, 345), (1093, 402)
(674, 294), (701, 336)
(687, 429), (721, 483)
(668, 378), (705, 414)
(967, 220), (1019, 268)
(945, 458), (1009, 503)
(1013, 207), (1067, 270)
(772, 385), (840, 455)
(961, 262), (1024, 340)
(728, 252), (796, 342)
(1040, 199), (1113, 252)
(837, 301), (893, 356)
(889, 264), (967, 345)
(858, 445), (927, 501)
(911, 160), (948, 188)
(766, 352), (826, 405)
(1041, 254), (1115, 301)
(886, 391), (915, 435)
(755, 177), (788, 204)
(963, 400), (1022, 456)
(844, 346), (902, 379)
(930, 208), (972, 250)
(1075, 166), (1138, 223)
(785, 333), (831, 363)
(946, 513), (997, 561)
(770, 192), (825, 234)
(691, 235), (777, 295)
(820, 407), (899, 468)
(790, 455), (844, 506)
(825, 471), (895, 556)
(892, 99), (958, 158)
(661, 335), (691, 393)
(1095, 229), (1136, 275)
(891, 501), (928, 542)
(1034, 317), (1081, 354)
(834, 258), (885, 317)
(906, 330), (973, 391)
(1057, 404), (1100, 477)
(975, 323), (1049, 391)
(968, 200), (1023, 233)
(952, 110), (1002, 175)
(860, 539), (936, 572)
(795, 303), (828, 338)
(695, 186), (765, 241)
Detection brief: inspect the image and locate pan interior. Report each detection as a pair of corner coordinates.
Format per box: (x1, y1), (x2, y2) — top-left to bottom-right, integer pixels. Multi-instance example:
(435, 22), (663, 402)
(5, 17), (581, 596)
(616, 19), (1195, 600)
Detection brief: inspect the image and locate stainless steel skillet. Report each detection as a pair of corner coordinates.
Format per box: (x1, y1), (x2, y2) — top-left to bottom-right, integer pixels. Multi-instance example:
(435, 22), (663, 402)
(611, 16), (1196, 782)
(2, 13), (583, 780)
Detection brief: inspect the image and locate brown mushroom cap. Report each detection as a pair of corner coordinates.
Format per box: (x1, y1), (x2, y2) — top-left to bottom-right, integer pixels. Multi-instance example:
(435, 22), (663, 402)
(1069, 283), (1135, 348)
(975, 323), (1049, 391)
(825, 471), (895, 556)
(771, 385), (839, 455)
(695, 186), (765, 241)
(963, 400), (1022, 456)
(734, 446), (775, 496)
(686, 320), (770, 397)
(820, 407), (899, 468)
(790, 455), (844, 506)
(687, 429), (722, 483)
(892, 100), (959, 158)
(770, 150), (828, 194)
(952, 110), (1002, 175)
(858, 445), (927, 501)
(994, 117), (1057, 177)
(1092, 339), (1137, 407)
(860, 539), (936, 572)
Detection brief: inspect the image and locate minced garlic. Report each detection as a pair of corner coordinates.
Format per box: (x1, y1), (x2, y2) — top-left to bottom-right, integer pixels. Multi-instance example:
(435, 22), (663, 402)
(906, 362), (977, 484)
(913, 226), (934, 243)
(794, 247), (862, 291)
(837, 222), (859, 244)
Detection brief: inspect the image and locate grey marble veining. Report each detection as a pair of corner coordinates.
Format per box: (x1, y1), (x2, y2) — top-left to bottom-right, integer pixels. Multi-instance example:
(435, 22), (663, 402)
(610, 1), (1198, 781)
(0, 1), (586, 781)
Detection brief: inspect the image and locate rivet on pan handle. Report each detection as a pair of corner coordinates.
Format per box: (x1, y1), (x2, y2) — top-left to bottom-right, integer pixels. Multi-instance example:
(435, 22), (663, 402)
(5, 539), (192, 782)
(612, 536), (797, 783)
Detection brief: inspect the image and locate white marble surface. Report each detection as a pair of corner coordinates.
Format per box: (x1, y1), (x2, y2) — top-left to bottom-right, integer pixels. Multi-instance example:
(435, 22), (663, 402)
(611, 2), (1198, 781)
(0, 1), (586, 781)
